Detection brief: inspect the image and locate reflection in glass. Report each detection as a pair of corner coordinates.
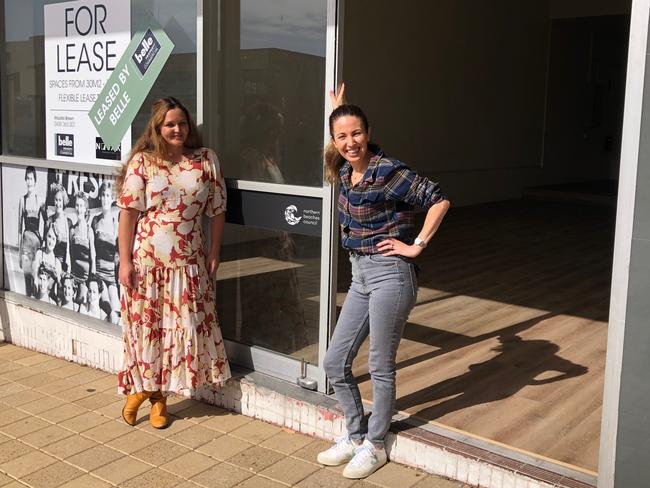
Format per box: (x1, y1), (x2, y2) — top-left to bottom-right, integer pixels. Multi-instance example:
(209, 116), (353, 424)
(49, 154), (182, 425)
(1, 0), (196, 157)
(216, 224), (321, 364)
(2, 0), (50, 157)
(240, 103), (286, 183)
(204, 0), (327, 186)
(131, 0), (197, 140)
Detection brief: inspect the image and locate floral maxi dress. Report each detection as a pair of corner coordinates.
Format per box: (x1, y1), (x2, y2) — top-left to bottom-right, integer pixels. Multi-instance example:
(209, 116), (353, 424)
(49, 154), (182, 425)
(117, 148), (231, 396)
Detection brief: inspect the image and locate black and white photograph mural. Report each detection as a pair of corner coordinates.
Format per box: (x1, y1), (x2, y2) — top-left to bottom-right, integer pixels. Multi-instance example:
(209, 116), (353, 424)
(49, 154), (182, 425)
(2, 164), (120, 325)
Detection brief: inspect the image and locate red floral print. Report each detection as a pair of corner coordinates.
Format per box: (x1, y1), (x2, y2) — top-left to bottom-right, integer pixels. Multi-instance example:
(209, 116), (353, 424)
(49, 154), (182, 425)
(116, 148), (230, 396)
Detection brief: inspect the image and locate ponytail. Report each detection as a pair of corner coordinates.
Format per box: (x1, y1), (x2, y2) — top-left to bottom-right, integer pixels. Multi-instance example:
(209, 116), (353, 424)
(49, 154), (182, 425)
(324, 140), (345, 184)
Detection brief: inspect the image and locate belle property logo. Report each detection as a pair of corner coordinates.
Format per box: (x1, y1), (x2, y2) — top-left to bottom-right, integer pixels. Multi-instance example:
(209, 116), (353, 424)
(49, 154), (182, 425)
(55, 134), (74, 157)
(132, 29), (161, 77)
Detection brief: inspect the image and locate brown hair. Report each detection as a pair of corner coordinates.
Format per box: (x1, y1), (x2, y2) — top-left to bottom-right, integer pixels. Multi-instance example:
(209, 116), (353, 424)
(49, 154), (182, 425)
(37, 262), (57, 283)
(115, 97), (202, 194)
(59, 272), (77, 303)
(72, 191), (90, 224)
(324, 104), (370, 183)
(86, 273), (105, 294)
(25, 166), (37, 182)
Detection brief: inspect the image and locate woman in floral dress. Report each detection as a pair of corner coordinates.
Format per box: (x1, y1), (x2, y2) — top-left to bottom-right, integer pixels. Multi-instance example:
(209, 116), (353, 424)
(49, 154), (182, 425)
(116, 97), (230, 429)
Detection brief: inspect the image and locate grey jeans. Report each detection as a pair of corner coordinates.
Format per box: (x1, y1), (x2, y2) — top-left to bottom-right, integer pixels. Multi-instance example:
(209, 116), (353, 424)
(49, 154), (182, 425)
(323, 253), (418, 446)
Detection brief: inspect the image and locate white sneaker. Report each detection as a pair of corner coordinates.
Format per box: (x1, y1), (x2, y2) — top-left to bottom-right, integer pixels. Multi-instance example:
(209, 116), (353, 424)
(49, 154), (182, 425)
(316, 436), (358, 466)
(342, 439), (388, 479)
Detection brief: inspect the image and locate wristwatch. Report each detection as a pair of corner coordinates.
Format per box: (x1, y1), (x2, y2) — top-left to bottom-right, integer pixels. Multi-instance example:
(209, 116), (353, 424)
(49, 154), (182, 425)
(414, 237), (427, 249)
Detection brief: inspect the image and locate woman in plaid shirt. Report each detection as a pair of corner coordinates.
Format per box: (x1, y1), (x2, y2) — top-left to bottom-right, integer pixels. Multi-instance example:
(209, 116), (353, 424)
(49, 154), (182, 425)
(317, 89), (450, 479)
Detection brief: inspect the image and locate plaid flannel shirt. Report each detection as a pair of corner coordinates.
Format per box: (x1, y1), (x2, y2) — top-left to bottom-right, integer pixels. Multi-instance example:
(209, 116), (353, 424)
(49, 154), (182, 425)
(338, 146), (446, 254)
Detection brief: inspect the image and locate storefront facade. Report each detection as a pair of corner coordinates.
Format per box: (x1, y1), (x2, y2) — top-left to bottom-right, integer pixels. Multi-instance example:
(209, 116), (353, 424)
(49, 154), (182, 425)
(0, 1), (649, 487)
(0, 0), (341, 388)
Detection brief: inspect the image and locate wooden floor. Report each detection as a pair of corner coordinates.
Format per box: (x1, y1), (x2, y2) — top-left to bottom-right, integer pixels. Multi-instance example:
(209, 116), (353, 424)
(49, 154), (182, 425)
(338, 199), (614, 472)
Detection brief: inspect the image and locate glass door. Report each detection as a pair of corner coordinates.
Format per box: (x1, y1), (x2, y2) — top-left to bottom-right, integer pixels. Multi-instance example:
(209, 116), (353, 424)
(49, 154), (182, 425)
(201, 0), (340, 391)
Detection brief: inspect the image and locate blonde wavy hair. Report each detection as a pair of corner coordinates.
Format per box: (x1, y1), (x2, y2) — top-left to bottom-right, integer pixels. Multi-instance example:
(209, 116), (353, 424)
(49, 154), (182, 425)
(115, 97), (202, 194)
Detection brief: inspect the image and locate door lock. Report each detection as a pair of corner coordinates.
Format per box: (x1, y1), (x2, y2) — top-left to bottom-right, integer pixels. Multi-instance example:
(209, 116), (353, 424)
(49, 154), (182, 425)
(297, 358), (317, 390)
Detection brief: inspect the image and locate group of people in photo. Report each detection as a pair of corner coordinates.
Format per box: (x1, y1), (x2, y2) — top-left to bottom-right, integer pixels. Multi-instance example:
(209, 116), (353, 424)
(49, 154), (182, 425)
(18, 167), (120, 324)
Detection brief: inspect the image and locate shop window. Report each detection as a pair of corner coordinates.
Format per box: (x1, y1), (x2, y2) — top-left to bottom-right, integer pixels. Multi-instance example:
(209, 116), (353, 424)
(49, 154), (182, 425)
(218, 223), (321, 362)
(1, 0), (197, 330)
(1, 0), (197, 158)
(203, 0), (327, 187)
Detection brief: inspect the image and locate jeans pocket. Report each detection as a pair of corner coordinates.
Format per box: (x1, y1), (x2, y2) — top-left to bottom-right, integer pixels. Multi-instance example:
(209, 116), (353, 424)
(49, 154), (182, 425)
(368, 253), (399, 265)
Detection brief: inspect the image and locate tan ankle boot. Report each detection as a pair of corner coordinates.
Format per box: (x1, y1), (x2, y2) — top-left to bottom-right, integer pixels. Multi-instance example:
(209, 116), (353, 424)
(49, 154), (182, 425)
(149, 391), (169, 429)
(122, 391), (152, 426)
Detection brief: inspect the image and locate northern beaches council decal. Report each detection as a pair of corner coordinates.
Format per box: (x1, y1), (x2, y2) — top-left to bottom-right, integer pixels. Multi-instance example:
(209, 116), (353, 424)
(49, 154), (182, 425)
(284, 205), (321, 226)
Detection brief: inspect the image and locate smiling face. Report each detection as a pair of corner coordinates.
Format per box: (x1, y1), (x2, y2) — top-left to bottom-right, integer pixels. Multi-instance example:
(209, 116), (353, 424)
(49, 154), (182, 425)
(45, 227), (57, 252)
(54, 192), (64, 213)
(25, 172), (36, 190)
(160, 108), (189, 151)
(37, 271), (51, 295)
(87, 281), (100, 305)
(62, 278), (74, 303)
(331, 115), (371, 166)
(75, 197), (87, 217)
(100, 186), (112, 210)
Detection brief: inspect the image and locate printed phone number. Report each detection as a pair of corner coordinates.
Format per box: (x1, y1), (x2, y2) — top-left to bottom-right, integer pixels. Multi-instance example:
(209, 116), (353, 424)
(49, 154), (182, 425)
(53, 120), (76, 128)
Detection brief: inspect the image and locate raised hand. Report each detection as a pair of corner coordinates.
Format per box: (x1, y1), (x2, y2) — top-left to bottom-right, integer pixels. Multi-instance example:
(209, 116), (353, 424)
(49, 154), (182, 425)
(329, 82), (347, 109)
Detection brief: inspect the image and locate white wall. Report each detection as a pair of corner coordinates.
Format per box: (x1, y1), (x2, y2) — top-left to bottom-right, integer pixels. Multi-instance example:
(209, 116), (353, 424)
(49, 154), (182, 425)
(0, 295), (122, 371)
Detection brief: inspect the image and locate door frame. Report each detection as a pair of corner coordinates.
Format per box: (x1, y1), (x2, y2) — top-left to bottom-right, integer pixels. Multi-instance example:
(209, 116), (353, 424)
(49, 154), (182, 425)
(199, 0), (344, 392)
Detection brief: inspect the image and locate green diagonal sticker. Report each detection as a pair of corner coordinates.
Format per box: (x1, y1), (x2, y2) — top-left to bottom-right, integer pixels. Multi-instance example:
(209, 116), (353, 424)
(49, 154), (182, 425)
(89, 20), (174, 149)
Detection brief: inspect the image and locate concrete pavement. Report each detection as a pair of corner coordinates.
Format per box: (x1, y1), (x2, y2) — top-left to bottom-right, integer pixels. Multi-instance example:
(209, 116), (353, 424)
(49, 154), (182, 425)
(0, 342), (466, 488)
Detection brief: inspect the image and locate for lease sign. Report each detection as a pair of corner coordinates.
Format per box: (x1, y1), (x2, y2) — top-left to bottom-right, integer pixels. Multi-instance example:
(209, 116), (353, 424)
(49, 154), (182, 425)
(44, 0), (131, 164)
(90, 23), (174, 150)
